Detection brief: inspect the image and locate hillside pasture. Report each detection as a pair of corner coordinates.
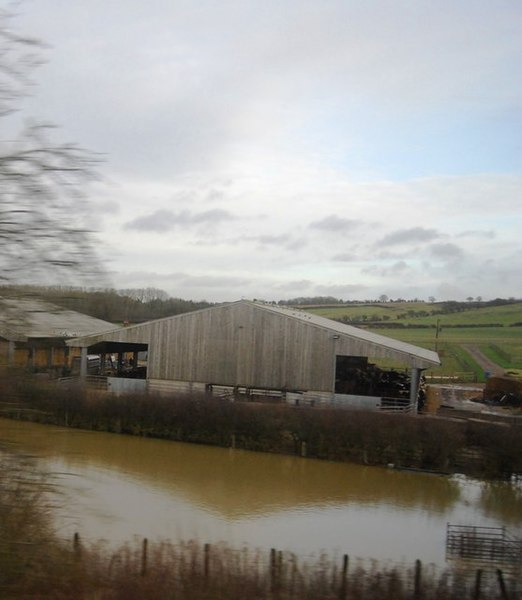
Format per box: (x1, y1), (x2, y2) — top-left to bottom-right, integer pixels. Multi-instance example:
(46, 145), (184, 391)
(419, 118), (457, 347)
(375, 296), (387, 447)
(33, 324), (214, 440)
(364, 327), (522, 382)
(306, 301), (522, 327)
(304, 301), (522, 383)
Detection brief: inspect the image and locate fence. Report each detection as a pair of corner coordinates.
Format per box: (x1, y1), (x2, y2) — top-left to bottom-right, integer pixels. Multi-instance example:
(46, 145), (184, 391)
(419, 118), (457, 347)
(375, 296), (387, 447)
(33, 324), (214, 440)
(67, 533), (520, 599)
(446, 524), (522, 569)
(424, 371), (477, 383)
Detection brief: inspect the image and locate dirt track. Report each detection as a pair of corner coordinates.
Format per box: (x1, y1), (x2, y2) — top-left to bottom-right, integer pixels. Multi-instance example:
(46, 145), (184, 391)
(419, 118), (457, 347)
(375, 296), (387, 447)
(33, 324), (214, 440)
(463, 344), (504, 376)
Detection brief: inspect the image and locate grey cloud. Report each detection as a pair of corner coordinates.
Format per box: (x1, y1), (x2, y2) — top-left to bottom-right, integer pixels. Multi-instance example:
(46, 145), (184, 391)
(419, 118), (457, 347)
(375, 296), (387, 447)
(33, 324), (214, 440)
(315, 284), (369, 295)
(309, 215), (360, 232)
(124, 208), (234, 232)
(273, 279), (313, 292)
(178, 274), (251, 288)
(254, 234), (288, 245)
(332, 253), (358, 262)
(376, 249), (412, 260)
(192, 209), (234, 224)
(116, 270), (251, 289)
(458, 230), (496, 239)
(363, 261), (412, 277)
(286, 238), (308, 251)
(123, 209), (177, 232)
(222, 233), (306, 250)
(428, 243), (464, 260)
(379, 227), (440, 246)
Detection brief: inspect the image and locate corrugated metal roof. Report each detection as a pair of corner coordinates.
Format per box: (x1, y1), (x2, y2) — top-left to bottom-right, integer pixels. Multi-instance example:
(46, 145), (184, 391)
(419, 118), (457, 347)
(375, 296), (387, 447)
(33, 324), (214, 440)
(0, 297), (116, 341)
(66, 299), (440, 366)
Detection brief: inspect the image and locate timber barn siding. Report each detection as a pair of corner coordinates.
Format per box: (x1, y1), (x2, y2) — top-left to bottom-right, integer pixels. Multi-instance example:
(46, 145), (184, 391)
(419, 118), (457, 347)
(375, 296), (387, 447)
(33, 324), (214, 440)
(67, 300), (440, 400)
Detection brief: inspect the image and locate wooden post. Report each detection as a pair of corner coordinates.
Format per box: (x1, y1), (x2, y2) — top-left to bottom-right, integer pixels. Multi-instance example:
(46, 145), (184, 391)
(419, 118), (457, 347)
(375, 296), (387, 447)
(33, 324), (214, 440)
(141, 538), (148, 576)
(300, 441), (307, 457)
(204, 543), (210, 578)
(473, 569), (482, 600)
(413, 559), (422, 599)
(496, 569), (509, 600)
(7, 340), (15, 367)
(410, 368), (421, 413)
(80, 347), (88, 378)
(339, 554), (349, 600)
(270, 548), (277, 592)
(73, 532), (81, 560)
(231, 434), (236, 449)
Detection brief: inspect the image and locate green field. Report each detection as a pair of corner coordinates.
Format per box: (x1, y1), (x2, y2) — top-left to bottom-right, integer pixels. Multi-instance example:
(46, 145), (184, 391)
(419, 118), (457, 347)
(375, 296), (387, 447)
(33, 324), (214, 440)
(304, 302), (522, 382)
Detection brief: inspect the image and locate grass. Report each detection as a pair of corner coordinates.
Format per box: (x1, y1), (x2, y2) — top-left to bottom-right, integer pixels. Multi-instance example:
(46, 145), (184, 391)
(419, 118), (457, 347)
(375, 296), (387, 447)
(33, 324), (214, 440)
(305, 301), (522, 327)
(358, 327), (522, 382)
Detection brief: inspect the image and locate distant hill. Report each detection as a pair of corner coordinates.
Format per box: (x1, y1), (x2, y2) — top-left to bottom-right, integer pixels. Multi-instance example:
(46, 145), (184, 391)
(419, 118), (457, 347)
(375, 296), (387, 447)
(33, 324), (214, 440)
(303, 300), (522, 328)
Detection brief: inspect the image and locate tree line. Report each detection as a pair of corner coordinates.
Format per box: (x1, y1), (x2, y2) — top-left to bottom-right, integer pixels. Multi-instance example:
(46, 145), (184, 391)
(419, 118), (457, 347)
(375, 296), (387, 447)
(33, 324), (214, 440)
(0, 285), (213, 324)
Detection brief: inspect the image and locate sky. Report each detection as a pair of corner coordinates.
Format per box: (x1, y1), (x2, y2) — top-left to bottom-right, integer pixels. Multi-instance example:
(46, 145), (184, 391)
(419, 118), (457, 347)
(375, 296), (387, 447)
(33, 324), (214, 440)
(9, 0), (522, 302)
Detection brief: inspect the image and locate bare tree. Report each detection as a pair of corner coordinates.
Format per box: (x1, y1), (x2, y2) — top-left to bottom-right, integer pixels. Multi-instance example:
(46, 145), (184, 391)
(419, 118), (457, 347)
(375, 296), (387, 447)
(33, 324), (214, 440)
(0, 8), (104, 287)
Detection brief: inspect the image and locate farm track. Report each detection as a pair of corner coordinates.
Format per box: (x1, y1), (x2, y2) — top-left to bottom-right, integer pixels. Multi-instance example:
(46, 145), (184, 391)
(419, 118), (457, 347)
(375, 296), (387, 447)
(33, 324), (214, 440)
(463, 344), (504, 376)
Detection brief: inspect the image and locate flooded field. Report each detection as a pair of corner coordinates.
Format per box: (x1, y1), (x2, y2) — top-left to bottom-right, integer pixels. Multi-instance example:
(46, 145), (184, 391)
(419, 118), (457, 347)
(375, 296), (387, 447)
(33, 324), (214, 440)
(1, 417), (521, 567)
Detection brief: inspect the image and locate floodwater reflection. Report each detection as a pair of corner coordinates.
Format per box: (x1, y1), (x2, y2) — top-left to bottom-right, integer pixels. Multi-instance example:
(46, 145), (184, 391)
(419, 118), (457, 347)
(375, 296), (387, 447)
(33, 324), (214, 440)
(1, 418), (520, 566)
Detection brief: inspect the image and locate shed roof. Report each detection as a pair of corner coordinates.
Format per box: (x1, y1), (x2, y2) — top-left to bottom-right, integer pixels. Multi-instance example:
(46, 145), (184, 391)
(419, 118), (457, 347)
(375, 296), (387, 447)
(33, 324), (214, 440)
(67, 300), (440, 367)
(0, 297), (115, 342)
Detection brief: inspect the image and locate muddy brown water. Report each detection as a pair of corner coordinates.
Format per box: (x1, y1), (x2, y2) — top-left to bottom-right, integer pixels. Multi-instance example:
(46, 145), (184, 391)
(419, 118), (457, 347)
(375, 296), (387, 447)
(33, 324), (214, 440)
(1, 418), (521, 567)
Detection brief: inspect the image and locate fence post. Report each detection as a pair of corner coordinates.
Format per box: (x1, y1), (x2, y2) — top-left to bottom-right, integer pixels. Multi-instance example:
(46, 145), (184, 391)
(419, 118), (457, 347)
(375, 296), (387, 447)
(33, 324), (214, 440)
(473, 569), (482, 600)
(339, 554), (348, 600)
(204, 543), (210, 578)
(270, 548), (277, 593)
(73, 532), (81, 560)
(497, 569), (509, 600)
(413, 559), (422, 599)
(141, 538), (148, 576)
(301, 441), (307, 457)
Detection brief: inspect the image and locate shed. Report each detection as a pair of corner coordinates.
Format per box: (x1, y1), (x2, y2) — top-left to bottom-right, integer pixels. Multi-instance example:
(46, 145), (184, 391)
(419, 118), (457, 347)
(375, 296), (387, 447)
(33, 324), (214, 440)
(0, 296), (115, 375)
(67, 300), (440, 410)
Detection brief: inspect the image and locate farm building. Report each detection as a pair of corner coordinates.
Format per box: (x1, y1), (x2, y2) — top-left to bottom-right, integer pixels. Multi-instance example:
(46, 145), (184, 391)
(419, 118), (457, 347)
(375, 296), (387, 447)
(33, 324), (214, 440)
(67, 300), (440, 410)
(0, 296), (115, 376)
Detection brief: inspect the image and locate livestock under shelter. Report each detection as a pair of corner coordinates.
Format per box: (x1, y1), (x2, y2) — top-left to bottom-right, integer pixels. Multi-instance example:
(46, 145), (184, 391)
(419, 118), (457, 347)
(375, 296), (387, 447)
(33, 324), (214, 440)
(0, 296), (115, 377)
(67, 300), (440, 411)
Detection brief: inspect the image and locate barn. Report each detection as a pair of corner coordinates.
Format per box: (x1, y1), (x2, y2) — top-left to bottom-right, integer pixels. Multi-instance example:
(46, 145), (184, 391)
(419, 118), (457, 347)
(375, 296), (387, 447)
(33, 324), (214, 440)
(0, 296), (115, 376)
(67, 300), (440, 410)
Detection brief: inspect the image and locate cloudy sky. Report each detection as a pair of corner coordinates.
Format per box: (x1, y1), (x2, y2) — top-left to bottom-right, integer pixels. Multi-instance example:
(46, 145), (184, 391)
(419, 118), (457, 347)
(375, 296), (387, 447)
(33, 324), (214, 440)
(12, 0), (522, 302)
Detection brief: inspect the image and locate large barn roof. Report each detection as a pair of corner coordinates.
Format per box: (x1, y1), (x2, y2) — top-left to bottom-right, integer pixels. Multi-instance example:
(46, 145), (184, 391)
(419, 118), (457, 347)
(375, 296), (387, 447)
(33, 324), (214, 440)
(0, 297), (115, 342)
(66, 299), (440, 367)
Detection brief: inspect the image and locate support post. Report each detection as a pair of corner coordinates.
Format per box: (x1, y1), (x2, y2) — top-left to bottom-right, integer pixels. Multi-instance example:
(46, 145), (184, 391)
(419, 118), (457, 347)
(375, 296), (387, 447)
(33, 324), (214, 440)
(331, 334), (340, 402)
(30, 343), (36, 370)
(409, 367), (421, 413)
(80, 347), (88, 378)
(7, 340), (15, 367)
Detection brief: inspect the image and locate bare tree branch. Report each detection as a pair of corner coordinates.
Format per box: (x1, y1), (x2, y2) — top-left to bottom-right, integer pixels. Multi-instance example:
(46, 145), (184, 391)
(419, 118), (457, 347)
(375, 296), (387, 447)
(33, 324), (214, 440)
(0, 9), (106, 287)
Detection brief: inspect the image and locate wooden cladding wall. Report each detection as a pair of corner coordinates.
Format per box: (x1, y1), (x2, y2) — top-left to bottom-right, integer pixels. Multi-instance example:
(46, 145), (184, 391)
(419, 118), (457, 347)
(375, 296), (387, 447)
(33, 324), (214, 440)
(147, 304), (345, 392)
